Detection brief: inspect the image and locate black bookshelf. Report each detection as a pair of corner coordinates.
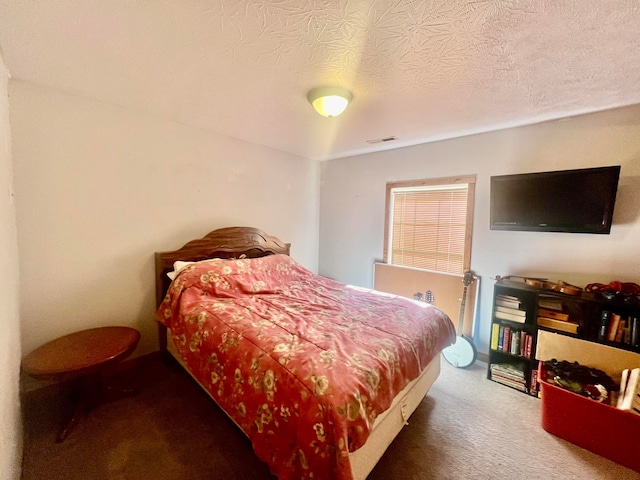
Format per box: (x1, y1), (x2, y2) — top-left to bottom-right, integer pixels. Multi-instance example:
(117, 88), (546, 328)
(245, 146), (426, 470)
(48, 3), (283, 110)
(487, 278), (640, 396)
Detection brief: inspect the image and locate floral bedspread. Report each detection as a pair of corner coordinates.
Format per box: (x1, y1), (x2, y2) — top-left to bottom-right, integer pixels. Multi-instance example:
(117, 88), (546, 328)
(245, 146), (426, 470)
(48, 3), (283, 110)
(157, 254), (455, 480)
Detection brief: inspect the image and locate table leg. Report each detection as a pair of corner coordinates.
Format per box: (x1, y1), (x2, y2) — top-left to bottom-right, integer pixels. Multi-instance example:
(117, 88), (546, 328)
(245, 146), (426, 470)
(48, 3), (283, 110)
(55, 376), (92, 443)
(55, 372), (138, 443)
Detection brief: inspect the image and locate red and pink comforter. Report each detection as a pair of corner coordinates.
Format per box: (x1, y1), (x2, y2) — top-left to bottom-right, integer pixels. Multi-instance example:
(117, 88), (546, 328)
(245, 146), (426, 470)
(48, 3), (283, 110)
(157, 254), (455, 479)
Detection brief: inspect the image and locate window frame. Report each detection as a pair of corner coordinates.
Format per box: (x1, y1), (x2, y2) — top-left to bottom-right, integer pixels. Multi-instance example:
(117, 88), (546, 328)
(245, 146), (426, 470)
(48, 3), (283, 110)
(383, 175), (476, 273)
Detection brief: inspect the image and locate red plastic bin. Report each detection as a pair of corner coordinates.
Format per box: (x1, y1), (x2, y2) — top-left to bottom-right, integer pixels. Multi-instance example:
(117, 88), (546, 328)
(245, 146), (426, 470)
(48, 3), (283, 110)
(539, 366), (640, 473)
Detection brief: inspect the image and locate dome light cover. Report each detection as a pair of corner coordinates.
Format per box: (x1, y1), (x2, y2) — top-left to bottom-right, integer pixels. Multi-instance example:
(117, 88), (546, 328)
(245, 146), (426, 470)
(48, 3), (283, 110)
(307, 86), (352, 117)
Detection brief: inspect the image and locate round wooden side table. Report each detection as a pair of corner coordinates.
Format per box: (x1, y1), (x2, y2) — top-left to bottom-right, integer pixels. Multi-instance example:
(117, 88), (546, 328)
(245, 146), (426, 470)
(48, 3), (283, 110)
(22, 326), (141, 442)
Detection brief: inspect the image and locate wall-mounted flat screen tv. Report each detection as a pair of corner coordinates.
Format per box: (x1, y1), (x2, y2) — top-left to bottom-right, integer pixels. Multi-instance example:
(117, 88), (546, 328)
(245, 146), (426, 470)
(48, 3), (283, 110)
(490, 166), (621, 234)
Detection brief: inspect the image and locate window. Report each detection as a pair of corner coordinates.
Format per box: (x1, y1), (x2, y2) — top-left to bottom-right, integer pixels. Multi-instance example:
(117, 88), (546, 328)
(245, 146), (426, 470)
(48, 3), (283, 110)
(383, 176), (475, 274)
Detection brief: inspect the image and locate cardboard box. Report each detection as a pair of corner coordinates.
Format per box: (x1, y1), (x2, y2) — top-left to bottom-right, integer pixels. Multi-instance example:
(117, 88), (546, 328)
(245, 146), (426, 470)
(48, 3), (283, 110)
(536, 331), (640, 472)
(536, 330), (640, 383)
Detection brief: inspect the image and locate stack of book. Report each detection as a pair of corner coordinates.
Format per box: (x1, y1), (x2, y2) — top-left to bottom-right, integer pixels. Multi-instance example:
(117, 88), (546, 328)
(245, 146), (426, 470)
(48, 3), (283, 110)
(617, 367), (640, 415)
(536, 299), (578, 334)
(490, 324), (534, 358)
(598, 311), (640, 347)
(494, 294), (526, 323)
(490, 363), (526, 392)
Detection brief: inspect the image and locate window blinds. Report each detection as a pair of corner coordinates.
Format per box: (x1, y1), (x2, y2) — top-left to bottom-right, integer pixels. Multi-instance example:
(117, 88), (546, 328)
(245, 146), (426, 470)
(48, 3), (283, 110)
(390, 185), (468, 274)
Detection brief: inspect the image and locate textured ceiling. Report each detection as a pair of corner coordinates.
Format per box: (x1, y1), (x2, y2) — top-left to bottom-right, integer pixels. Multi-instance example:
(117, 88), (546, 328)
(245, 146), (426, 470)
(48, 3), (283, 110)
(0, 0), (639, 160)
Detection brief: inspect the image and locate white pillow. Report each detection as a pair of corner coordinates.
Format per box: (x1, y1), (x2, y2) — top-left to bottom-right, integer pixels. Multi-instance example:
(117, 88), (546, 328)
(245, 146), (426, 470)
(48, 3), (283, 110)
(166, 260), (196, 280)
(166, 258), (226, 280)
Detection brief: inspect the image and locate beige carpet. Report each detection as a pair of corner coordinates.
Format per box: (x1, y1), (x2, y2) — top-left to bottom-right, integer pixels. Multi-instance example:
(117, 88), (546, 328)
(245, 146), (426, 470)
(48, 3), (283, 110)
(372, 360), (640, 479)
(21, 355), (640, 479)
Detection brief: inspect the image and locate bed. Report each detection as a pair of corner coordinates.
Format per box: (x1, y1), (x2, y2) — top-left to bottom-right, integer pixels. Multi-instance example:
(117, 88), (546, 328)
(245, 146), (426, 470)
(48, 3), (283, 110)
(155, 226), (456, 480)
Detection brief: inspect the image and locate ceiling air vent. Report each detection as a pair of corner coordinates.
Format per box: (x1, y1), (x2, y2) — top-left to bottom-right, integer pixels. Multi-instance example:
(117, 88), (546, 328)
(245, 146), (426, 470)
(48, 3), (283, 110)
(366, 136), (398, 144)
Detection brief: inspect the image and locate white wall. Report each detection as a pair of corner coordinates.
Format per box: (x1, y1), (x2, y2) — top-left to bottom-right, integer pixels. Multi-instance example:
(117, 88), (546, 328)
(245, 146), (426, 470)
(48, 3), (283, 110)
(0, 49), (22, 480)
(319, 105), (640, 354)
(10, 80), (320, 358)
(10, 72), (640, 380)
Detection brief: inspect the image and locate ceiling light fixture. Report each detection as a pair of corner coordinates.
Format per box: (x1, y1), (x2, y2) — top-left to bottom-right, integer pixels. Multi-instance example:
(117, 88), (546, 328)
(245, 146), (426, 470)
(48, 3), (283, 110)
(307, 86), (352, 117)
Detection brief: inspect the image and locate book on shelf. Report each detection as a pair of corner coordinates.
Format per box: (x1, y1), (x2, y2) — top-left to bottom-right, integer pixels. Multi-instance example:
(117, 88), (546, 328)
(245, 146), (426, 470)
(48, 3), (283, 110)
(491, 323), (500, 350)
(620, 316), (640, 347)
(524, 333), (533, 359)
(538, 297), (563, 311)
(598, 310), (612, 342)
(490, 363), (526, 391)
(596, 313), (630, 345)
(537, 308), (569, 321)
(494, 310), (527, 323)
(490, 363), (525, 379)
(495, 305), (527, 316)
(492, 327), (531, 359)
(537, 316), (579, 334)
(497, 294), (520, 301)
(614, 318), (626, 343)
(530, 369), (539, 397)
(607, 313), (622, 342)
(518, 331), (527, 357)
(496, 294), (520, 302)
(502, 326), (511, 352)
(495, 295), (521, 309)
(510, 330), (520, 355)
(631, 316), (640, 348)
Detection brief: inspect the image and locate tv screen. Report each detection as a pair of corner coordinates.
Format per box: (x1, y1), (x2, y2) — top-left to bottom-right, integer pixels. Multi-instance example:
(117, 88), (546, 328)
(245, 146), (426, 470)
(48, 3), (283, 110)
(490, 166), (621, 234)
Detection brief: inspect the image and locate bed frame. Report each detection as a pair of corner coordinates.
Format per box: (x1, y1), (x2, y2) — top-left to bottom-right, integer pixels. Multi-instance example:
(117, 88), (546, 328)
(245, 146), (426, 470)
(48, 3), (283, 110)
(154, 226), (441, 480)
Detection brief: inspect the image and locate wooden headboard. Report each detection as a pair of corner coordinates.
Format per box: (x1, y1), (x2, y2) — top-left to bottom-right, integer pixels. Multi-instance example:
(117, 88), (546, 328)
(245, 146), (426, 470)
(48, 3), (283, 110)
(155, 226), (291, 307)
(154, 226), (290, 353)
